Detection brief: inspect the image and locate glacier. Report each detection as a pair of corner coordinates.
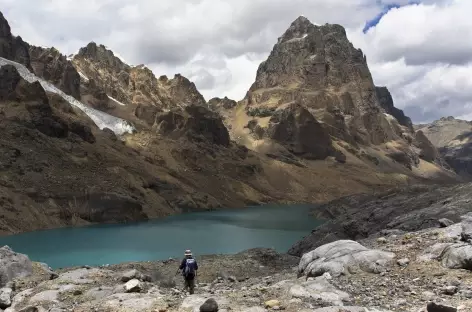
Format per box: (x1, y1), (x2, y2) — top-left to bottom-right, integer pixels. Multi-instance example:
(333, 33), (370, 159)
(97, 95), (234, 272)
(0, 57), (135, 135)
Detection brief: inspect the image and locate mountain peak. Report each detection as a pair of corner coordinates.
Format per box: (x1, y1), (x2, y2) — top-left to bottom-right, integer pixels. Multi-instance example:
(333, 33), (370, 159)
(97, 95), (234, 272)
(77, 42), (128, 72)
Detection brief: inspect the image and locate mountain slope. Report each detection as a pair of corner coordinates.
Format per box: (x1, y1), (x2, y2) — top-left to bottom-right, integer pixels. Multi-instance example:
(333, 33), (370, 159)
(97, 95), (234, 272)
(416, 116), (472, 178)
(0, 12), (460, 235)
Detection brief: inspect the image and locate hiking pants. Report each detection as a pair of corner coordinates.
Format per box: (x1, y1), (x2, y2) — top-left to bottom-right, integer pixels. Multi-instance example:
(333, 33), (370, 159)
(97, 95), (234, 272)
(184, 278), (195, 294)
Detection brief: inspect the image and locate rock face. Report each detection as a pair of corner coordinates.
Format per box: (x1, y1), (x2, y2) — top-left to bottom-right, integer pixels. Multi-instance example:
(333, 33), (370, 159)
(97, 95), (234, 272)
(72, 42), (206, 120)
(155, 104), (230, 146)
(0, 246), (33, 287)
(244, 16), (406, 147)
(208, 96), (237, 110)
(416, 117), (472, 178)
(289, 183), (472, 256)
(0, 12), (30, 69)
(376, 86), (413, 131)
(28, 46), (81, 99)
(266, 103), (334, 159)
(0, 64), (69, 138)
(298, 240), (395, 277)
(414, 130), (440, 162)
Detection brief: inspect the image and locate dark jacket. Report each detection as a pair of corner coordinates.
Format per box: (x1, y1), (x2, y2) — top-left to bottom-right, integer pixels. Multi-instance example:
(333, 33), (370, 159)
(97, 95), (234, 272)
(179, 257), (198, 279)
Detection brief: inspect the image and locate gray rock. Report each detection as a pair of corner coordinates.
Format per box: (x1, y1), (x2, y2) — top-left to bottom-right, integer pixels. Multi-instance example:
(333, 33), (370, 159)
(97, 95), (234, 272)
(121, 269), (142, 282)
(29, 290), (59, 304)
(200, 298), (218, 312)
(312, 307), (391, 312)
(0, 246), (33, 287)
(298, 240), (395, 277)
(442, 286), (458, 295)
(38, 263), (58, 280)
(460, 289), (472, 298)
(124, 279), (141, 293)
(272, 277), (350, 306)
(396, 258), (410, 267)
(426, 302), (457, 312)
(440, 243), (472, 270)
(439, 218), (455, 228)
(460, 213), (472, 242)
(0, 288), (12, 309)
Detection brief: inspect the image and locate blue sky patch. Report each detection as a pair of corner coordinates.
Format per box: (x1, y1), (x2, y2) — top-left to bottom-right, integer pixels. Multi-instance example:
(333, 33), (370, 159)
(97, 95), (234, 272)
(363, 1), (420, 33)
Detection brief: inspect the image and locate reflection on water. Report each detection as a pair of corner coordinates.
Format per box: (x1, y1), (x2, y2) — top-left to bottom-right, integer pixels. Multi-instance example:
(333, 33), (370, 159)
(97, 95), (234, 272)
(0, 204), (322, 268)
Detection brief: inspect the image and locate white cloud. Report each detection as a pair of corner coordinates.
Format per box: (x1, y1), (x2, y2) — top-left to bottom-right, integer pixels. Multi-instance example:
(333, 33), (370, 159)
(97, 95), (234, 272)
(0, 0), (471, 122)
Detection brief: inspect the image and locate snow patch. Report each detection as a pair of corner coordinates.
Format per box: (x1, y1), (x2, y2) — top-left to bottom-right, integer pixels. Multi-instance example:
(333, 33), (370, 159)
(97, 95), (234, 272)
(107, 95), (126, 106)
(78, 71), (89, 81)
(0, 57), (135, 135)
(302, 33), (308, 39)
(383, 113), (397, 121)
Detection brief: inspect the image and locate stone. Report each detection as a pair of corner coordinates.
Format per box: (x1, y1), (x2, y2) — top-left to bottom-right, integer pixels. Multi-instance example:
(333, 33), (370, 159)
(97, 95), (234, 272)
(439, 218), (455, 228)
(397, 258), (410, 267)
(0, 288), (12, 309)
(101, 293), (167, 312)
(0, 246), (33, 287)
(124, 279), (142, 293)
(377, 237), (387, 244)
(38, 263), (58, 280)
(460, 213), (472, 242)
(439, 243), (472, 270)
(298, 240), (395, 277)
(200, 298), (218, 312)
(121, 269), (142, 282)
(442, 286), (458, 295)
(264, 300), (280, 308)
(427, 302), (457, 312)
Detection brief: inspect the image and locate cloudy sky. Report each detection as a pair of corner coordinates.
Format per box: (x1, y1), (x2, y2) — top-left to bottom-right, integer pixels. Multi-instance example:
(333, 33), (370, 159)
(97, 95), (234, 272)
(1, 0), (471, 123)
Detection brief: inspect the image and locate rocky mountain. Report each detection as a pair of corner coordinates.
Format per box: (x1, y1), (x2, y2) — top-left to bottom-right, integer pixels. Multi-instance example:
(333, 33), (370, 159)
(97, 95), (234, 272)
(219, 16), (443, 173)
(0, 12), (30, 69)
(0, 12), (461, 235)
(71, 42), (207, 128)
(416, 117), (472, 178)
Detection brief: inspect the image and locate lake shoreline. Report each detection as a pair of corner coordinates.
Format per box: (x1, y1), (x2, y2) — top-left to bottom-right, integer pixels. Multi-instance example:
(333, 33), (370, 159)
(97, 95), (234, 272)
(0, 203), (322, 269)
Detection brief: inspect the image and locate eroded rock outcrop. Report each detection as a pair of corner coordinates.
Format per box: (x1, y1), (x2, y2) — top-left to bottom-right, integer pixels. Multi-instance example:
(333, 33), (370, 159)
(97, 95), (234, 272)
(28, 46), (81, 99)
(0, 12), (30, 69)
(416, 117), (472, 178)
(244, 16), (405, 146)
(266, 103), (334, 159)
(155, 104), (230, 146)
(72, 43), (206, 120)
(376, 86), (413, 132)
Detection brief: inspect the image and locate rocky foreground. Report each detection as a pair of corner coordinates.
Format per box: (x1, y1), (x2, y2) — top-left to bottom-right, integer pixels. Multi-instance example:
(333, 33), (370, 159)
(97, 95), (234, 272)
(1, 213), (472, 312)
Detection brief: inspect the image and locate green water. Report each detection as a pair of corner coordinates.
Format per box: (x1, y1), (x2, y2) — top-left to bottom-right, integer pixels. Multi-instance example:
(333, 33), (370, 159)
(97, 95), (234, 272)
(0, 204), (321, 269)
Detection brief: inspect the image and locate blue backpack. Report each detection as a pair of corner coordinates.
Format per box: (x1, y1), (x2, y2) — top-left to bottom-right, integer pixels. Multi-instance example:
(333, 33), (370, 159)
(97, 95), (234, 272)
(184, 258), (196, 277)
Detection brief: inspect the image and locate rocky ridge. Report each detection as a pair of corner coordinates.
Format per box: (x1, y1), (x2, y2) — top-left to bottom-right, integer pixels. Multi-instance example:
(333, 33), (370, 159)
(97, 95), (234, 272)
(416, 117), (472, 178)
(0, 11), (462, 236)
(218, 16), (445, 176)
(71, 42), (207, 128)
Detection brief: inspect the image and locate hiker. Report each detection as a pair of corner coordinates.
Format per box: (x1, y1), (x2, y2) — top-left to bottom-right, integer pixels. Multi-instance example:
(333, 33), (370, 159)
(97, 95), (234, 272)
(177, 249), (198, 294)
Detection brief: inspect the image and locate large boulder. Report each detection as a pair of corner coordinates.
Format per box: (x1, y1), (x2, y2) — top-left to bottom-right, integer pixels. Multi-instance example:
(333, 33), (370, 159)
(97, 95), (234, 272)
(266, 103), (334, 159)
(155, 104), (230, 146)
(298, 240), (395, 277)
(0, 246), (33, 287)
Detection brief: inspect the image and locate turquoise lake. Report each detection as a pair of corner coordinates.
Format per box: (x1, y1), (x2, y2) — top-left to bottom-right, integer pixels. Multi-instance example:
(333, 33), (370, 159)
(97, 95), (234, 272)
(0, 204), (321, 269)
